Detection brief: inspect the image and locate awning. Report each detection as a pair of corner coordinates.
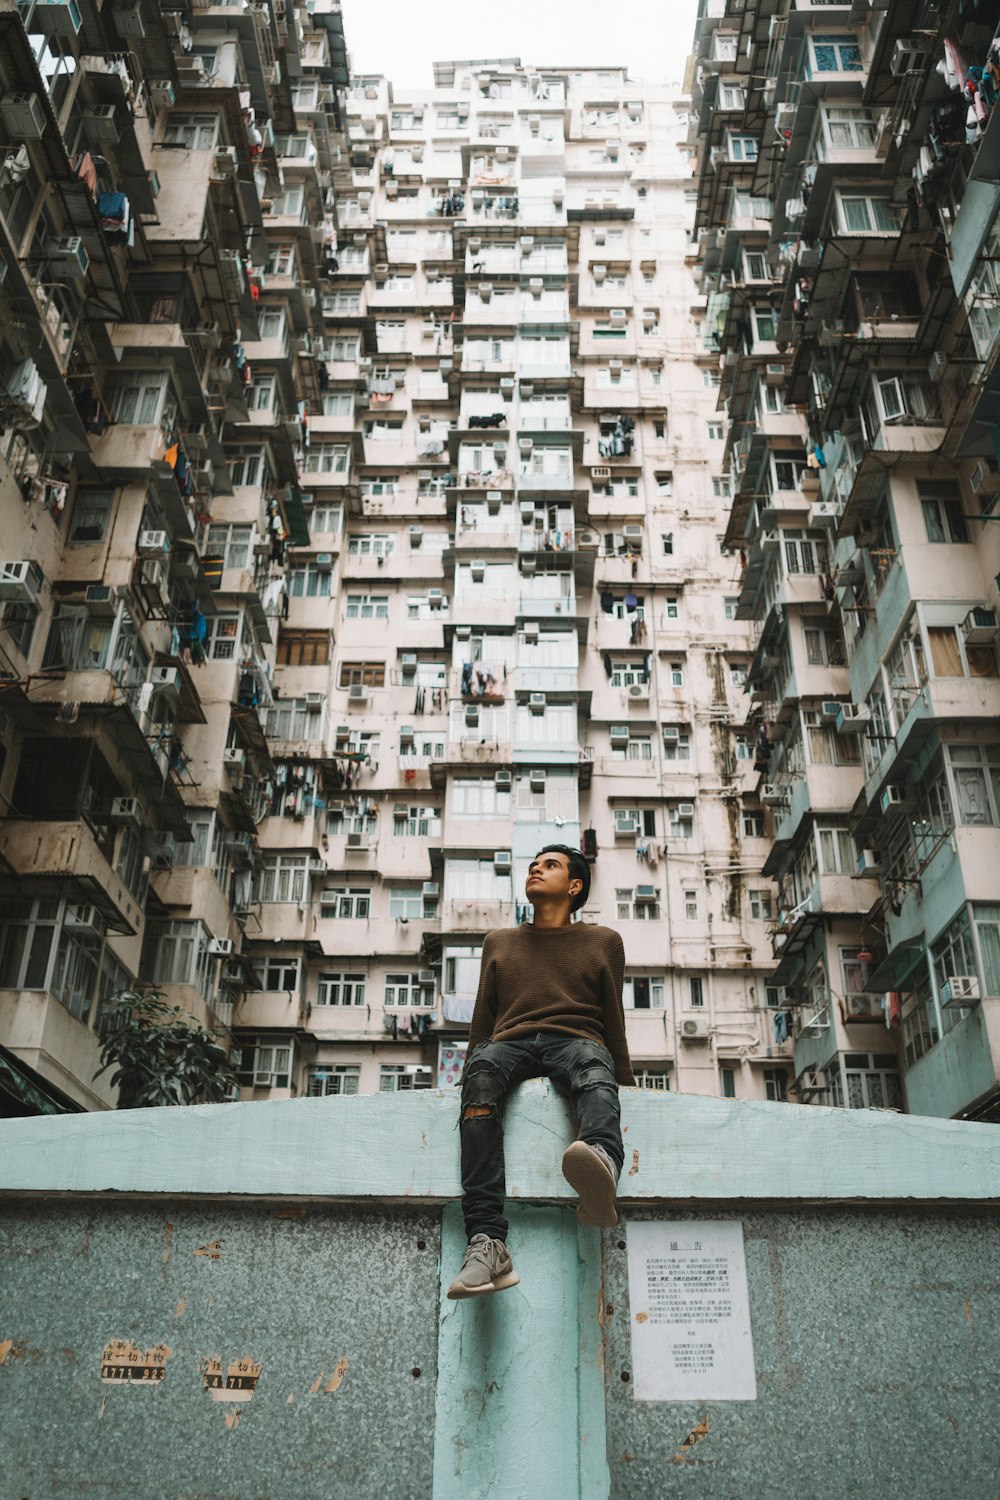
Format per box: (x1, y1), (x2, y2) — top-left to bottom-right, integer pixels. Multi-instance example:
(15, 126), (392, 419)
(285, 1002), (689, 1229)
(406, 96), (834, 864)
(0, 1045), (83, 1116)
(866, 937), (927, 994)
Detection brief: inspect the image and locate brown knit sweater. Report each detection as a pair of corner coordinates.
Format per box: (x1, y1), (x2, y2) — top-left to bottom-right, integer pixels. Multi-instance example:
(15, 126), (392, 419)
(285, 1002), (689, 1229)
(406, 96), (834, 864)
(467, 923), (635, 1087)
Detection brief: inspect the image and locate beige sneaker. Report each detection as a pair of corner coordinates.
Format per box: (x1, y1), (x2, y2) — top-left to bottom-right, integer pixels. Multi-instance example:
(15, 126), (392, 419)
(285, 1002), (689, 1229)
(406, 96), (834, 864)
(446, 1234), (521, 1300)
(561, 1141), (619, 1227)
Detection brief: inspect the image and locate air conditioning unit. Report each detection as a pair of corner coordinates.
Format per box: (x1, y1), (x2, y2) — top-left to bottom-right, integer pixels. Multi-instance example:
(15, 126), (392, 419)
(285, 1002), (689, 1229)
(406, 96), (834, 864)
(760, 783), (786, 806)
(84, 105), (120, 142)
(139, 530), (168, 556)
(663, 726), (680, 743)
(610, 724), (630, 745)
(36, 0), (83, 36)
(470, 559), (486, 580)
(523, 621), (540, 642)
(880, 785), (910, 815)
(223, 747), (246, 771)
(346, 831), (366, 849)
(0, 560), (42, 603)
(622, 524), (643, 543)
(0, 94), (46, 140)
(427, 588), (444, 608)
(610, 308), (627, 326)
(677, 802), (695, 818)
(253, 1070), (274, 1088)
(148, 81), (176, 111)
(314, 553), (333, 569)
(963, 606), (999, 644)
(608, 359), (623, 373)
(305, 692), (324, 709)
(422, 881), (439, 897)
(348, 684), (369, 704)
(857, 848), (880, 875)
(519, 437), (534, 453)
(495, 770), (513, 790)
(593, 264), (607, 283)
(635, 885), (657, 903)
(928, 350), (948, 383)
(765, 363), (785, 385)
(681, 1017), (710, 1041)
(529, 692), (546, 714)
(400, 653), (418, 677)
(110, 796), (142, 825)
(455, 625), (472, 640)
(627, 683), (649, 702)
(47, 236), (89, 278)
(494, 851), (512, 872)
(529, 770), (546, 791)
(84, 585), (115, 615)
(836, 703), (871, 734)
(209, 938), (235, 956)
(820, 700), (842, 719)
(577, 529), (599, 550)
(521, 555), (537, 573)
(760, 530), (780, 552)
(151, 666), (180, 699)
(409, 525), (423, 546)
(809, 501), (838, 526)
(941, 976), (980, 1006)
(64, 904), (101, 935)
(465, 705), (480, 726)
(891, 39), (929, 76)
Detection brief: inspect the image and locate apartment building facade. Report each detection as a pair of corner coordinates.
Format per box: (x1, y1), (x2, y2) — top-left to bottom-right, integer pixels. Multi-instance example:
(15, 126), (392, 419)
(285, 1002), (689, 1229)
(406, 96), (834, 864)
(0, 7), (791, 1115)
(689, 0), (1000, 1120)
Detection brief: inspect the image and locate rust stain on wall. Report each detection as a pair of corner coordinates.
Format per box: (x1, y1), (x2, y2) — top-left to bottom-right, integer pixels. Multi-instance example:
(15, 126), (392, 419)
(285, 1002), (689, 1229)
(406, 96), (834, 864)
(100, 1340), (172, 1385)
(634, 1311), (649, 1324)
(224, 1408), (241, 1430)
(628, 1150), (640, 1176)
(193, 1239), (224, 1260)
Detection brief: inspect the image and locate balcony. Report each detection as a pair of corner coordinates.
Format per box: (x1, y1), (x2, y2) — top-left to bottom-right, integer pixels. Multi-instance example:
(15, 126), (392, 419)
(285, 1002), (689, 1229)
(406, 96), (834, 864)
(0, 820), (140, 934)
(442, 898), (515, 933)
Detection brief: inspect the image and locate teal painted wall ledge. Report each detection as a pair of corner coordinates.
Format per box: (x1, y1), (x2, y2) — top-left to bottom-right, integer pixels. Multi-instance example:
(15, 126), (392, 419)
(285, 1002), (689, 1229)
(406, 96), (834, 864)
(2, 1081), (999, 1204)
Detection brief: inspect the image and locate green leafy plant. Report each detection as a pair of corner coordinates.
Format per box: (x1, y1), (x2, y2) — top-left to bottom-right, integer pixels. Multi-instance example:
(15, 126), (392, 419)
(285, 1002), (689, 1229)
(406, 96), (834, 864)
(94, 988), (239, 1109)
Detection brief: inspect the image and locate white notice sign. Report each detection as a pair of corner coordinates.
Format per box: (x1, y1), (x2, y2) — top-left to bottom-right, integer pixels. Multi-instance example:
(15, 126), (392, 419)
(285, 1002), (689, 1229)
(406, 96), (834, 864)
(626, 1220), (757, 1402)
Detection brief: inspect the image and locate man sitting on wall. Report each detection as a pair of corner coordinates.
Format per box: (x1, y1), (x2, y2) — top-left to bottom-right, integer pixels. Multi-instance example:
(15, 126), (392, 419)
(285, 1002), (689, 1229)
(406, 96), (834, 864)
(447, 844), (634, 1299)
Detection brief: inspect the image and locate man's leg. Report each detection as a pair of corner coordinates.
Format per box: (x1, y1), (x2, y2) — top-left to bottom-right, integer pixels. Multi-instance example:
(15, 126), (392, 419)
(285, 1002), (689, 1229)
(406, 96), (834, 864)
(449, 1038), (537, 1299)
(541, 1037), (623, 1228)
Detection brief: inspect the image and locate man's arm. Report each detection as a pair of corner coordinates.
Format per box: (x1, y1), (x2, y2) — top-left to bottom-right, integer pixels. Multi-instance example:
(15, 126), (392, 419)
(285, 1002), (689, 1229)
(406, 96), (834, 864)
(467, 932), (499, 1050)
(600, 930), (636, 1087)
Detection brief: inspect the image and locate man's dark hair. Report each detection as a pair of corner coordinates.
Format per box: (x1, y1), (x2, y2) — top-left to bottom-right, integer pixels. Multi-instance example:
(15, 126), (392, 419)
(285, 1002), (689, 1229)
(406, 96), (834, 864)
(534, 844), (591, 914)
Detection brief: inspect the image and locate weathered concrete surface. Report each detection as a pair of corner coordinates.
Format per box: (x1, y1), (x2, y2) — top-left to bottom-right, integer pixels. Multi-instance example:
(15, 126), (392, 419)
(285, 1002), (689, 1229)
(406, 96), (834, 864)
(0, 1201), (439, 1500)
(3, 1087), (1000, 1499)
(2, 1082), (1000, 1204)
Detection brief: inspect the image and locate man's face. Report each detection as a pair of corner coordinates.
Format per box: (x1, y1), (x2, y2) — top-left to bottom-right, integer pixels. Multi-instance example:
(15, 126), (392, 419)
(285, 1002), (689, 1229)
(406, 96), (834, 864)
(525, 850), (578, 906)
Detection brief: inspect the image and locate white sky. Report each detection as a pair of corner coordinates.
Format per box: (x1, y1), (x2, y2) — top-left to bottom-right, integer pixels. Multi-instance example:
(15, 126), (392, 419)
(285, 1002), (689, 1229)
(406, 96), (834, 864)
(339, 0), (701, 92)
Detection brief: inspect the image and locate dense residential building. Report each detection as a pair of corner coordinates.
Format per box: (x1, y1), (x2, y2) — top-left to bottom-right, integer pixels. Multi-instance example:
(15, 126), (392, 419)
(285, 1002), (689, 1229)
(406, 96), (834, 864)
(689, 0), (1000, 1120)
(0, 6), (793, 1115)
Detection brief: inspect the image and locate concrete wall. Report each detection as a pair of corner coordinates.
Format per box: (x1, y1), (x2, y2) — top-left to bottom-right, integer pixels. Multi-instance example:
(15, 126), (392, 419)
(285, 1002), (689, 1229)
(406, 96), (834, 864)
(2, 1085), (999, 1499)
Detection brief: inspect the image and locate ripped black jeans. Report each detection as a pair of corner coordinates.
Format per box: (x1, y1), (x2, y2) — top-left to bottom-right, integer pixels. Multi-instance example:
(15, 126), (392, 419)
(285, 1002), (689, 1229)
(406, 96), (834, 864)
(459, 1033), (624, 1243)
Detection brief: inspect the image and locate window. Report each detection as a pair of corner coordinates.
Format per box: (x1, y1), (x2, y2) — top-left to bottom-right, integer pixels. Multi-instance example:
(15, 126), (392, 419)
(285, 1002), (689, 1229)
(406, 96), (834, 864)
(720, 82), (746, 109)
(205, 523), (253, 571)
(928, 626), (998, 681)
(161, 112), (219, 149)
(841, 1053), (903, 1110)
(611, 734), (652, 762)
(205, 613), (240, 661)
(310, 503), (344, 533)
(749, 889), (773, 921)
(316, 972), (366, 1006)
(919, 486), (969, 544)
(662, 533), (674, 557)
(721, 1067), (736, 1099)
(707, 422), (724, 441)
(385, 972), (431, 1008)
(836, 193), (900, 234)
(288, 564), (332, 599)
(257, 307), (286, 340)
(389, 886), (438, 920)
(329, 336), (360, 361)
(320, 886), (372, 920)
(143, 920), (213, 1000)
(817, 824), (857, 876)
(616, 888), (661, 921)
(683, 889), (700, 920)
(667, 661), (684, 687)
(662, 729), (691, 762)
(259, 956), (301, 991)
(947, 745), (1000, 825)
(822, 105), (877, 149)
(804, 708), (861, 767)
(228, 450), (268, 488)
(277, 631), (330, 666)
(730, 663), (747, 686)
(809, 34), (864, 73)
(764, 1069), (788, 1102)
(338, 660), (386, 687)
(302, 443), (349, 474)
(728, 134), (758, 162)
(2, 600), (37, 658)
(111, 373), (174, 428)
(393, 804), (442, 837)
(667, 804), (694, 839)
(69, 487), (115, 543)
(614, 807), (656, 838)
(380, 1065), (433, 1091)
(743, 812), (766, 837)
(258, 856), (308, 904)
(322, 390), (355, 417)
(689, 977), (705, 1008)
(235, 1038), (293, 1089)
(307, 1066), (360, 1096)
